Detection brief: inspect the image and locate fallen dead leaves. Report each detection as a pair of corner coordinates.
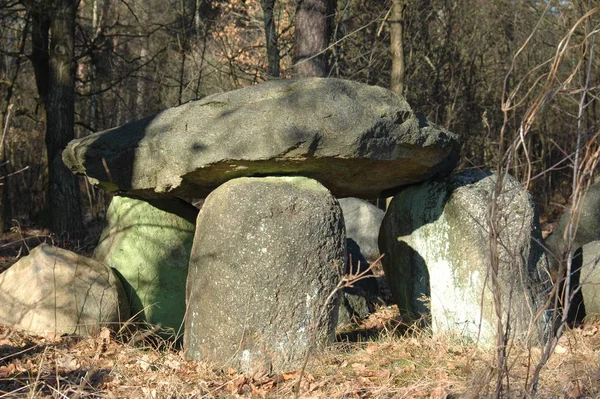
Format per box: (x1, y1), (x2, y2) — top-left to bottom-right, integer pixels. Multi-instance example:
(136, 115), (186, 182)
(0, 314), (599, 398)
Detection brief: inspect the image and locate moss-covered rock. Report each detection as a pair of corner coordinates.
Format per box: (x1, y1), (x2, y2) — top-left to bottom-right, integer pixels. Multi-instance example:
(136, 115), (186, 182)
(94, 195), (197, 335)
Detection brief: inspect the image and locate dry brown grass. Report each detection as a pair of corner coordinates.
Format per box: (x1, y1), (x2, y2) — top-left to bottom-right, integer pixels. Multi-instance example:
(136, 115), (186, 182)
(1, 305), (599, 399)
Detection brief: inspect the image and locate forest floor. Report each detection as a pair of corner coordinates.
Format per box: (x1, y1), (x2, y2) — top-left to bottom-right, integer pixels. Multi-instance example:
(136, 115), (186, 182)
(1, 215), (599, 398)
(0, 304), (599, 398)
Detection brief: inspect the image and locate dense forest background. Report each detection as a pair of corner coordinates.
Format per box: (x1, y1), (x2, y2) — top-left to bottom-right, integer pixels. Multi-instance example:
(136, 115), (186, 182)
(0, 0), (598, 238)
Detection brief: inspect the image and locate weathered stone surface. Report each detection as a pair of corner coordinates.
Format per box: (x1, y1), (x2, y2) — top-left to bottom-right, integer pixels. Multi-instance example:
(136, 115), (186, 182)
(545, 180), (600, 272)
(94, 195), (197, 334)
(0, 244), (129, 335)
(339, 197), (384, 261)
(63, 78), (459, 199)
(379, 171), (550, 345)
(573, 241), (600, 321)
(184, 177), (345, 373)
(337, 289), (377, 329)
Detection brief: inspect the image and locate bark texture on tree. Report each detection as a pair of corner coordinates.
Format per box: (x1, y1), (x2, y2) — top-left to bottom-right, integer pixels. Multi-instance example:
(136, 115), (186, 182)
(0, 18), (30, 232)
(293, 0), (334, 77)
(390, 0), (406, 95)
(31, 6), (51, 105)
(45, 0), (84, 237)
(261, 0), (280, 78)
(25, 0), (84, 237)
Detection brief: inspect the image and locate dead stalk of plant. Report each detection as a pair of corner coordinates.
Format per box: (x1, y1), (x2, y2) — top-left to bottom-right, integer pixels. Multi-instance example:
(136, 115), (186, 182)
(530, 23), (598, 399)
(494, 5), (600, 397)
(0, 104), (11, 160)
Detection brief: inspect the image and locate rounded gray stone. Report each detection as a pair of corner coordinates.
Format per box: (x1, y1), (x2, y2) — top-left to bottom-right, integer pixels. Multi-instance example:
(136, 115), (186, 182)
(574, 241), (600, 320)
(0, 244), (129, 335)
(63, 78), (459, 199)
(184, 176), (345, 373)
(338, 197), (384, 261)
(545, 180), (600, 273)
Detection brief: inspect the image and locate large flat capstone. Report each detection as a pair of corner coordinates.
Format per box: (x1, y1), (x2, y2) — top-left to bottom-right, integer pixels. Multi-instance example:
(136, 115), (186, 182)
(63, 78), (459, 199)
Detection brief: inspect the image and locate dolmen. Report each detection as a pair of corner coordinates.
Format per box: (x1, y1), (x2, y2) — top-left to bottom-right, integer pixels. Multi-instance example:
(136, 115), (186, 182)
(0, 78), (554, 373)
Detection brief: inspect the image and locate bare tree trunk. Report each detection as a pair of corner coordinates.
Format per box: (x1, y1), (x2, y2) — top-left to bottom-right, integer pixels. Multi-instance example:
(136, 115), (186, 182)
(293, 0), (334, 77)
(261, 0), (280, 78)
(30, 4), (51, 107)
(0, 17), (30, 232)
(177, 0), (189, 105)
(45, 0), (84, 237)
(374, 0), (408, 212)
(136, 47), (148, 116)
(390, 0), (406, 95)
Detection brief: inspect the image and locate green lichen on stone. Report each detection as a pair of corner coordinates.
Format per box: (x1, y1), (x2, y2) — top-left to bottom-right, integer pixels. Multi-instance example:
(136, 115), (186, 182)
(96, 181), (120, 192)
(94, 196), (198, 336)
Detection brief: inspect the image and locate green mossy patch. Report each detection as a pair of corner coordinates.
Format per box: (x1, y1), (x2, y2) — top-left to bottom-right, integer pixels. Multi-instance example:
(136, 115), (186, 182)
(94, 196), (197, 335)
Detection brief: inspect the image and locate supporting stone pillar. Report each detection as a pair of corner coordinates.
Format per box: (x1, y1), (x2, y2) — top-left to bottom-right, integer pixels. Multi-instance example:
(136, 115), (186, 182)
(185, 176), (346, 374)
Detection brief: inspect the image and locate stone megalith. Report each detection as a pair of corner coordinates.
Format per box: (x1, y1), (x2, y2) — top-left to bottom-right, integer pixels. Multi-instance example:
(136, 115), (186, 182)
(379, 171), (550, 345)
(0, 244), (129, 335)
(545, 180), (600, 273)
(185, 176), (345, 373)
(572, 241), (600, 321)
(63, 78), (459, 199)
(94, 195), (197, 334)
(338, 197), (384, 261)
(336, 198), (383, 327)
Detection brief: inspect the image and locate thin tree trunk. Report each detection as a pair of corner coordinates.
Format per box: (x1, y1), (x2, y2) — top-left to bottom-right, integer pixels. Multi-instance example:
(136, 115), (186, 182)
(194, 0), (202, 33)
(0, 16), (30, 232)
(390, 0), (406, 95)
(137, 47), (148, 115)
(293, 0), (334, 77)
(178, 46), (187, 105)
(261, 0), (280, 78)
(31, 5), (51, 107)
(46, 0), (84, 237)
(178, 0), (188, 105)
(90, 0), (99, 130)
(380, 0), (408, 211)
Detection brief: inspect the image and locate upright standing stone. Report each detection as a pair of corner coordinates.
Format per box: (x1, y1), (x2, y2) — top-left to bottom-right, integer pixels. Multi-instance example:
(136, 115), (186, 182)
(337, 198), (383, 327)
(379, 171), (550, 345)
(573, 241), (600, 320)
(94, 195), (197, 334)
(185, 177), (345, 373)
(338, 197), (384, 261)
(545, 180), (600, 272)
